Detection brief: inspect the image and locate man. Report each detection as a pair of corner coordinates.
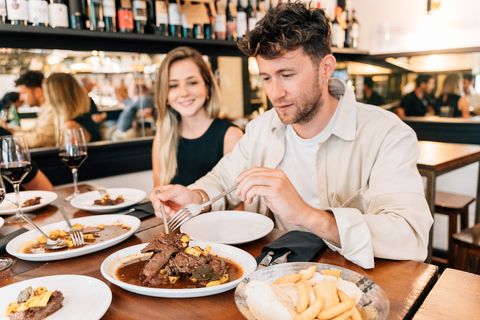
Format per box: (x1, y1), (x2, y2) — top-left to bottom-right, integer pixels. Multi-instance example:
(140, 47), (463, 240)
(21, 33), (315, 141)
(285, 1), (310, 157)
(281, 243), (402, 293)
(362, 77), (385, 106)
(14, 71), (56, 148)
(463, 74), (480, 115)
(81, 76), (107, 124)
(396, 74), (435, 118)
(150, 3), (432, 269)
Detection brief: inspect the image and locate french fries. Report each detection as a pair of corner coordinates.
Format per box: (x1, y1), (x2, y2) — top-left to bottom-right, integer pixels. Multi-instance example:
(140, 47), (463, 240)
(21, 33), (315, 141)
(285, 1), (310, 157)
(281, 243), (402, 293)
(273, 273), (302, 284)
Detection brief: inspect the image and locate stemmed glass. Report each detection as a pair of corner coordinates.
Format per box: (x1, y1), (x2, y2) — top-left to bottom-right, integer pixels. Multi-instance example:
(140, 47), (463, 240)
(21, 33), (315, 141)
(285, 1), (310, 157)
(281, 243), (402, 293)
(0, 174), (13, 271)
(58, 128), (88, 201)
(0, 136), (34, 223)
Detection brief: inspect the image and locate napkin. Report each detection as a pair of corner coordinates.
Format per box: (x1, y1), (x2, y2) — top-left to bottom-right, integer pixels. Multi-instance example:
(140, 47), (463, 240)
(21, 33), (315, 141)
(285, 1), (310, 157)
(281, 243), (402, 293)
(256, 230), (327, 265)
(0, 228), (28, 253)
(126, 202), (155, 220)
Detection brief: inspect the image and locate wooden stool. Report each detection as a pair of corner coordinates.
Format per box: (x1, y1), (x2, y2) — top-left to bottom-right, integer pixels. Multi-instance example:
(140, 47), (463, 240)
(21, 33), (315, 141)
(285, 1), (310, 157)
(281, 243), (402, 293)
(433, 191), (475, 268)
(453, 224), (480, 273)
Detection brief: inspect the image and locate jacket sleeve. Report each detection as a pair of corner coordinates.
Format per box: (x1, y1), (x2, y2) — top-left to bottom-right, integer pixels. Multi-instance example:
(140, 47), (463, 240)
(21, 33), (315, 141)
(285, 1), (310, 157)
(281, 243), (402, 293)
(21, 106), (57, 148)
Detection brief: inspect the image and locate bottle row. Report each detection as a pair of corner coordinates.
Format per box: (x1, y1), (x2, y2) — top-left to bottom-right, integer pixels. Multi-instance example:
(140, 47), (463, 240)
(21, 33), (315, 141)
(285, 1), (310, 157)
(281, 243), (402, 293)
(330, 5), (360, 49)
(0, 0), (268, 41)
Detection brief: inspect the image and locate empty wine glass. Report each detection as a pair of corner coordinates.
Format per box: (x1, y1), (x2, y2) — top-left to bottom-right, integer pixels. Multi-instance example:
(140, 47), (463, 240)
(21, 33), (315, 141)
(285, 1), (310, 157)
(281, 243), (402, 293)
(58, 128), (88, 201)
(0, 136), (35, 224)
(0, 174), (13, 271)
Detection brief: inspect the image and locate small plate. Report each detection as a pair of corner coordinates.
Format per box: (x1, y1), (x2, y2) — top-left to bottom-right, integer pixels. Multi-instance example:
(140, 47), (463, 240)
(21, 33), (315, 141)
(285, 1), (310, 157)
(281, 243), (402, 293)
(70, 188), (146, 213)
(0, 191), (58, 215)
(180, 211), (274, 245)
(235, 262), (390, 320)
(101, 240), (257, 298)
(6, 214), (141, 261)
(0, 275), (111, 320)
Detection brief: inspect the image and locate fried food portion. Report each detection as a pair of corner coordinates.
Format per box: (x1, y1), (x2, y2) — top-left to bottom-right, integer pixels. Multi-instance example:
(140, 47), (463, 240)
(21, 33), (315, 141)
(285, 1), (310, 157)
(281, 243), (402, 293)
(93, 193), (125, 206)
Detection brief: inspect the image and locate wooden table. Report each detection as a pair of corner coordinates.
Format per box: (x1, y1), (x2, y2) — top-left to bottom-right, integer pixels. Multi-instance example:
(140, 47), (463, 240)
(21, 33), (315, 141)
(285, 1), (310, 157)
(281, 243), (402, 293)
(0, 186), (439, 319)
(412, 268), (480, 319)
(417, 141), (480, 262)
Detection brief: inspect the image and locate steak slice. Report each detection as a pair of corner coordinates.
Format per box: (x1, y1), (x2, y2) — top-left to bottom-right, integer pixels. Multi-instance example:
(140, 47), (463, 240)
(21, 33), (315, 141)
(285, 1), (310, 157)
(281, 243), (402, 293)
(141, 249), (177, 284)
(169, 252), (212, 275)
(141, 232), (185, 254)
(209, 259), (227, 276)
(8, 290), (64, 320)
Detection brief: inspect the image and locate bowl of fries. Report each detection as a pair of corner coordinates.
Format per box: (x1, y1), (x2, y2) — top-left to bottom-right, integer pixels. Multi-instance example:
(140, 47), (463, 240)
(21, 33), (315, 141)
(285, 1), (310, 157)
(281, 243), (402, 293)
(234, 262), (389, 320)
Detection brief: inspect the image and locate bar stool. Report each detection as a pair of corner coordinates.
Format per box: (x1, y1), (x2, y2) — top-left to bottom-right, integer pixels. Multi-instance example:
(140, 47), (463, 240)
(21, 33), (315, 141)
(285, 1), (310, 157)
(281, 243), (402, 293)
(433, 191), (475, 268)
(452, 224), (480, 273)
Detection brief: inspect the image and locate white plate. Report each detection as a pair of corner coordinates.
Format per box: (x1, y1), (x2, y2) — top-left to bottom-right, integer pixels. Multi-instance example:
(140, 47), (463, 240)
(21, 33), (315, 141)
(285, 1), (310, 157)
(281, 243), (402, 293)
(0, 216), (4, 228)
(0, 191), (58, 215)
(180, 211), (274, 245)
(70, 188), (146, 213)
(0, 275), (111, 320)
(6, 214), (141, 261)
(235, 262), (390, 320)
(101, 240), (257, 298)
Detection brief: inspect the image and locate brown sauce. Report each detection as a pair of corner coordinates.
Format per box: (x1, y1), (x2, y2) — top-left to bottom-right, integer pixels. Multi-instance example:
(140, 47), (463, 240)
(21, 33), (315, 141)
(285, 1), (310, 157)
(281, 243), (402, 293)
(22, 225), (131, 254)
(116, 255), (243, 289)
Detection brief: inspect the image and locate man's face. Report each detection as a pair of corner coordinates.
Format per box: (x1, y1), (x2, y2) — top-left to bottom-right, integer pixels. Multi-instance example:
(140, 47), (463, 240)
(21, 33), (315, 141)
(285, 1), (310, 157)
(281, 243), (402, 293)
(256, 49), (323, 125)
(17, 84), (41, 107)
(424, 78), (435, 94)
(463, 79), (472, 91)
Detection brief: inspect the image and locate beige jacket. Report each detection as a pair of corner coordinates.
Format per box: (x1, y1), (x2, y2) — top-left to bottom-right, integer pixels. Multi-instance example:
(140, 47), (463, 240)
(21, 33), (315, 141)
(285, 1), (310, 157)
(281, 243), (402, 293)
(190, 78), (433, 269)
(20, 104), (56, 148)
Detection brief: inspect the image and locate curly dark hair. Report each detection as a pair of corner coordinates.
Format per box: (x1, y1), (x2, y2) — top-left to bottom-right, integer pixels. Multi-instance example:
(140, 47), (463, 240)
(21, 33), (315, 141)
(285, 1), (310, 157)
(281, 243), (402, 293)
(237, 2), (331, 66)
(14, 70), (44, 88)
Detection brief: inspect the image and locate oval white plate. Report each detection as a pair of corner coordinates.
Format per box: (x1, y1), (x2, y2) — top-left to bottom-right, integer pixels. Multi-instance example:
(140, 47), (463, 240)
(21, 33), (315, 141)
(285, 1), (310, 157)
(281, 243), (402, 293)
(235, 262), (390, 320)
(0, 275), (111, 320)
(70, 188), (146, 213)
(180, 211), (274, 245)
(0, 191), (58, 215)
(101, 240), (257, 298)
(6, 214), (141, 261)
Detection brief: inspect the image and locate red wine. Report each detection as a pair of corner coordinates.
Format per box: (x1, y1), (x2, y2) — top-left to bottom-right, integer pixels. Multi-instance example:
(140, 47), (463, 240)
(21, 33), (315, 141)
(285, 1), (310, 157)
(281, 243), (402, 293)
(0, 162), (32, 184)
(59, 152), (88, 169)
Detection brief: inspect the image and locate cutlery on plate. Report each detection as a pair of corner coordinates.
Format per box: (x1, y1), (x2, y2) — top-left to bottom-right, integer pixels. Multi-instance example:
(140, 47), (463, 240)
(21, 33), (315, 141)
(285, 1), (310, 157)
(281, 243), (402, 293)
(156, 190), (169, 234)
(59, 207), (85, 247)
(21, 215), (67, 250)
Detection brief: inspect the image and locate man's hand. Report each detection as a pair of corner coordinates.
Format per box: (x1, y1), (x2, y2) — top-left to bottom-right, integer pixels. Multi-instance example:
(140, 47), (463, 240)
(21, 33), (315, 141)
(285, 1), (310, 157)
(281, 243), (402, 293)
(149, 185), (202, 220)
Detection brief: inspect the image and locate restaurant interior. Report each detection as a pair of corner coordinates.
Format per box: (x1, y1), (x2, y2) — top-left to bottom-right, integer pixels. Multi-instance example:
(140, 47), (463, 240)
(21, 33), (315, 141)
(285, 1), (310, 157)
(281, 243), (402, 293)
(1, 0), (480, 319)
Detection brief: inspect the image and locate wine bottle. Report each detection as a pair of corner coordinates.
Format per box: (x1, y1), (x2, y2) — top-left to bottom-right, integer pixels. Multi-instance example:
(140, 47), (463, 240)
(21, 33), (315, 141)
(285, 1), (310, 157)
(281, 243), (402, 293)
(103, 0), (116, 31)
(245, 0), (254, 31)
(116, 0), (134, 32)
(167, 1), (181, 37)
(330, 6), (343, 48)
(225, 0), (235, 41)
(343, 9), (351, 48)
(67, 0), (85, 29)
(0, 0), (7, 23)
(214, 0), (226, 40)
(236, 0), (246, 40)
(6, 0), (29, 25)
(154, 0), (167, 36)
(48, 0), (69, 28)
(28, 0), (49, 26)
(256, 0), (264, 23)
(180, 11), (192, 38)
(144, 0), (155, 33)
(204, 2), (214, 39)
(351, 9), (359, 49)
(86, 0), (104, 30)
(132, 0), (146, 33)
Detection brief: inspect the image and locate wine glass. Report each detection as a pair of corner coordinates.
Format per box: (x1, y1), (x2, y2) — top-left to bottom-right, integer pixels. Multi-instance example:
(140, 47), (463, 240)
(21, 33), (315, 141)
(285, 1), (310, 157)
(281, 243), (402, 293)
(0, 174), (13, 271)
(58, 128), (88, 201)
(0, 136), (34, 224)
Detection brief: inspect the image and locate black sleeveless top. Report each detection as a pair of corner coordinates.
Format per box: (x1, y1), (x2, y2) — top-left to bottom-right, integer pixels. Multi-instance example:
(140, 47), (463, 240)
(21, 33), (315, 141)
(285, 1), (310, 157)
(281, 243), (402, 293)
(74, 113), (102, 142)
(170, 118), (235, 186)
(433, 94), (462, 117)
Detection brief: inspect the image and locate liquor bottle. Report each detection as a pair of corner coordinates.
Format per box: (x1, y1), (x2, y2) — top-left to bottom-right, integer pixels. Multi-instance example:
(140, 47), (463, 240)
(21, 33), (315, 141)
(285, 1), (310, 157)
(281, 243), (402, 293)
(6, 0), (29, 25)
(28, 0), (49, 26)
(86, 0), (104, 30)
(103, 0), (116, 31)
(225, 0), (235, 41)
(48, 0), (69, 28)
(67, 0), (85, 29)
(350, 9), (359, 49)
(167, 1), (181, 37)
(214, 0), (226, 40)
(330, 6), (343, 48)
(245, 0), (254, 31)
(236, 0), (246, 40)
(116, 0), (134, 32)
(343, 9), (351, 48)
(154, 0), (168, 36)
(0, 0), (7, 23)
(132, 0), (147, 33)
(204, 2), (214, 39)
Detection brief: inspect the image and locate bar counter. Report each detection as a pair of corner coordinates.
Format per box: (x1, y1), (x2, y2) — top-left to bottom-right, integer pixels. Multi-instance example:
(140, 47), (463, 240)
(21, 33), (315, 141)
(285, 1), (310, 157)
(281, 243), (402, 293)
(0, 185), (439, 319)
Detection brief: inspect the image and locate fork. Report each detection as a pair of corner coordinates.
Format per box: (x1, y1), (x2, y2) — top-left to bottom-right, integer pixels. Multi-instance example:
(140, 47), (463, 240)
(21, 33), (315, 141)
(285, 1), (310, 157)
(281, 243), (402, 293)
(59, 207), (85, 247)
(98, 188), (107, 198)
(168, 185), (237, 231)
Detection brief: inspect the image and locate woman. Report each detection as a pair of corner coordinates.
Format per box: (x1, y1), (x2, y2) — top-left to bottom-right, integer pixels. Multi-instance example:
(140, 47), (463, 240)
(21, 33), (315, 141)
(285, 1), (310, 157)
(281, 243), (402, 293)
(151, 46), (243, 189)
(42, 73), (101, 142)
(433, 73), (470, 118)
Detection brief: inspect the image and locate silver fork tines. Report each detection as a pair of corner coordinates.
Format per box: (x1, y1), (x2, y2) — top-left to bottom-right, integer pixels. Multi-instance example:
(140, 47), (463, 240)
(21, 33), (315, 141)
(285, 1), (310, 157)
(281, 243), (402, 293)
(98, 188), (107, 197)
(59, 207), (84, 247)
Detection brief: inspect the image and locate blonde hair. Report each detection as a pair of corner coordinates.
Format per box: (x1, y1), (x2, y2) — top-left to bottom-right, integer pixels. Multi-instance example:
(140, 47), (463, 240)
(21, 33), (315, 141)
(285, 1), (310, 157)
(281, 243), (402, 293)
(441, 73), (462, 96)
(43, 73), (90, 129)
(154, 46), (221, 185)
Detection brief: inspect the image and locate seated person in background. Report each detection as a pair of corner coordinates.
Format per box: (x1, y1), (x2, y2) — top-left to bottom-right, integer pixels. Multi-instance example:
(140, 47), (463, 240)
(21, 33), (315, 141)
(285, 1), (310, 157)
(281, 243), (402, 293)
(151, 46), (243, 187)
(433, 73), (470, 118)
(396, 74), (435, 118)
(14, 71), (56, 148)
(109, 81), (155, 141)
(1, 92), (22, 127)
(0, 127), (54, 193)
(463, 74), (480, 115)
(81, 76), (107, 124)
(42, 73), (102, 142)
(150, 3), (432, 269)
(362, 77), (385, 106)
